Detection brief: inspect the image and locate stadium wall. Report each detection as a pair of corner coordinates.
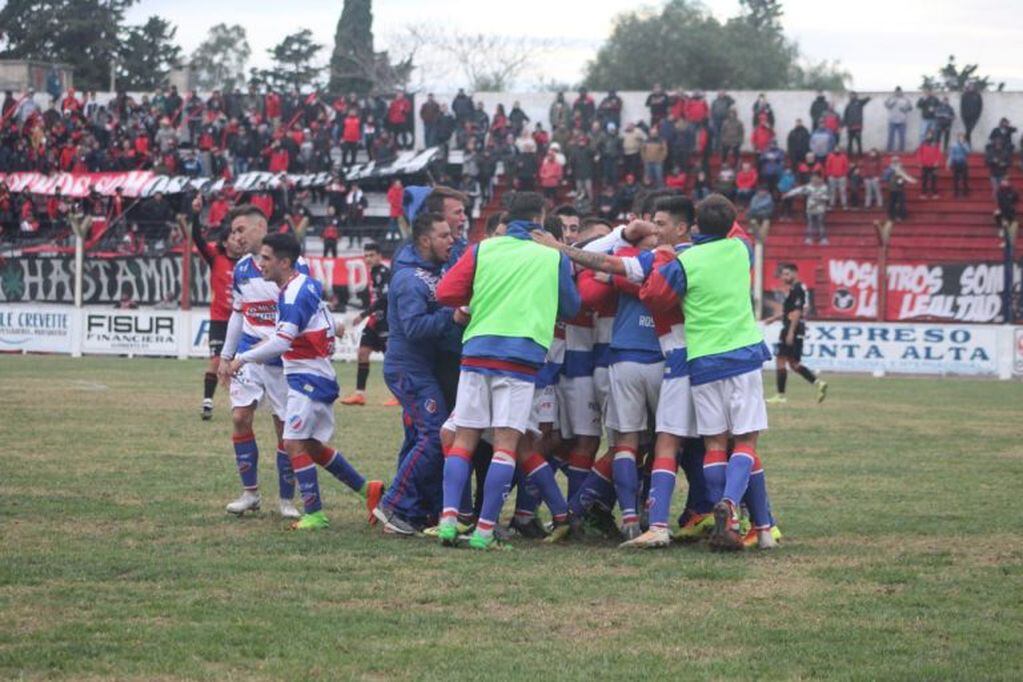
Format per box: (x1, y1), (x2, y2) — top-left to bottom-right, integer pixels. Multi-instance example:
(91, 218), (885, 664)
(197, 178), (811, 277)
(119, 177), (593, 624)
(2, 302), (1020, 379)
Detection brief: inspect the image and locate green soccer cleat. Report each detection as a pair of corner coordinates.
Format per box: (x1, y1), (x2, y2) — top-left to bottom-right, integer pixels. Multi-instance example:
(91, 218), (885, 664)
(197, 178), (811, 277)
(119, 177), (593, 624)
(672, 512), (714, 543)
(290, 510), (329, 530)
(468, 530), (511, 551)
(542, 518), (571, 544)
(765, 394), (788, 404)
(437, 522), (460, 547)
(815, 379), (828, 403)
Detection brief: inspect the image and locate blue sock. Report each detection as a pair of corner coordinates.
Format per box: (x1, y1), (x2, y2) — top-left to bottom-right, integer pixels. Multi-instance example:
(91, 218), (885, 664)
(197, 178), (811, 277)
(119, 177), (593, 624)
(441, 447), (472, 523)
(647, 457), (677, 529)
(292, 453), (322, 514)
(570, 454), (615, 516)
(679, 440), (713, 514)
(745, 454), (772, 529)
(276, 447), (295, 499)
(513, 469), (541, 521)
(316, 448), (365, 494)
(232, 432), (259, 490)
(722, 446), (756, 507)
(703, 448), (728, 504)
(612, 446), (639, 525)
(523, 453), (568, 521)
(477, 449), (516, 535)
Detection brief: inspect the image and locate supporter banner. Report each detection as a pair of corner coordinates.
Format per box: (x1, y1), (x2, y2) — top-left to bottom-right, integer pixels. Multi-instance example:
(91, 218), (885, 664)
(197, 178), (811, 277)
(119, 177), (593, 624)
(762, 320), (1000, 376)
(822, 258), (1022, 323)
(343, 147), (441, 181)
(0, 171), (331, 198)
(0, 304), (73, 353)
(0, 255), (210, 306)
(81, 309), (181, 355)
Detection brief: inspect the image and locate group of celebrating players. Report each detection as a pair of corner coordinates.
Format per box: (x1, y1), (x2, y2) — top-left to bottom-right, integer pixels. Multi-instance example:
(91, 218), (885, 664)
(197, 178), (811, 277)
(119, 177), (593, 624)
(202, 180), (827, 550)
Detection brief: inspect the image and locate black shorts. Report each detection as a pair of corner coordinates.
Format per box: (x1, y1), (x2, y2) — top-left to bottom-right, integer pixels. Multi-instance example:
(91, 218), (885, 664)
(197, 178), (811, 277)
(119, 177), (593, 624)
(359, 325), (388, 353)
(777, 323), (805, 361)
(208, 319), (228, 357)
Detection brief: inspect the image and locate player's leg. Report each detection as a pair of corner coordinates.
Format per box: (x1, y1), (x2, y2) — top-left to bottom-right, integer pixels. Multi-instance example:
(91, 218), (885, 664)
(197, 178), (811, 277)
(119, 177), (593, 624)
(283, 436), (329, 529)
(438, 370), (488, 545)
(790, 333), (827, 403)
(271, 415), (299, 519)
(518, 429), (571, 543)
(226, 403), (262, 514)
(621, 431), (679, 548)
(607, 362), (644, 539)
(202, 320), (227, 420)
(341, 342), (373, 405)
(674, 437), (716, 542)
(559, 376), (601, 499)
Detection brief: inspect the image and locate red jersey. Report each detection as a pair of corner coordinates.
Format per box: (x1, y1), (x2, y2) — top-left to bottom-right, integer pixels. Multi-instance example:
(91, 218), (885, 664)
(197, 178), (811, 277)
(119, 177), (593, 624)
(196, 239), (237, 321)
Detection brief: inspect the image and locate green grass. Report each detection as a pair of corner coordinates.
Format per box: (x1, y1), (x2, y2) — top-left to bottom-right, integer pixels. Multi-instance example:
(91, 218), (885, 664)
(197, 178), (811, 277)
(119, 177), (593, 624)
(1, 356), (1021, 680)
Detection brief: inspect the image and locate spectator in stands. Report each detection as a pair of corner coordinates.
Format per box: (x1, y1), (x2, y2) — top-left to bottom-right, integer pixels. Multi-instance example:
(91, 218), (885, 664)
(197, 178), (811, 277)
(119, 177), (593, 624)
(917, 134), (943, 198)
(825, 146), (850, 209)
(843, 92), (871, 156)
(884, 156), (916, 221)
(933, 96), (955, 151)
(477, 140), (497, 203)
(692, 169), (711, 200)
(848, 161), (863, 208)
(916, 88), (940, 143)
(776, 167), (796, 219)
(985, 136), (1012, 196)
(386, 179), (404, 242)
(573, 88), (596, 130)
(452, 89), (473, 125)
(569, 131), (595, 201)
(809, 122), (834, 163)
(735, 160), (758, 206)
(549, 92), (571, 131)
(665, 165), (687, 190)
(989, 117), (1017, 151)
(641, 127), (667, 187)
(810, 91), (829, 130)
(787, 118), (811, 169)
(751, 118), (774, 157)
(514, 138), (538, 191)
(596, 184), (617, 221)
(373, 131), (398, 166)
(994, 176), (1019, 226)
(710, 90), (735, 151)
(509, 101), (530, 136)
(960, 82), (983, 145)
(621, 121), (646, 180)
(885, 87), (913, 152)
(387, 92), (413, 149)
(719, 108), (743, 167)
(345, 182), (368, 227)
(321, 207), (340, 256)
(616, 173), (640, 215)
(597, 90), (623, 130)
(784, 172), (830, 244)
(715, 164), (736, 200)
(646, 83), (669, 126)
(861, 149), (884, 209)
(420, 93), (440, 147)
(341, 109), (362, 166)
(597, 123), (622, 186)
(491, 103), (509, 140)
(748, 185), (774, 223)
(753, 93), (775, 128)
(948, 132), (972, 197)
(539, 147), (565, 200)
(759, 139), (785, 192)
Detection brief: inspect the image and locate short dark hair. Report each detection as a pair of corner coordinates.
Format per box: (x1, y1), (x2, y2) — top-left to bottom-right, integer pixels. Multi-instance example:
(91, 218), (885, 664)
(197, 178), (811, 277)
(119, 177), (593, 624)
(425, 186), (468, 214)
(553, 204), (579, 218)
(642, 188), (681, 217)
(363, 241), (380, 254)
(581, 216), (611, 231)
(262, 233), (300, 266)
(227, 203), (267, 223)
(413, 211), (446, 241)
(543, 215), (564, 242)
(507, 191), (545, 223)
(653, 195), (695, 227)
(484, 212), (505, 236)
(781, 262), (798, 273)
(695, 194), (737, 237)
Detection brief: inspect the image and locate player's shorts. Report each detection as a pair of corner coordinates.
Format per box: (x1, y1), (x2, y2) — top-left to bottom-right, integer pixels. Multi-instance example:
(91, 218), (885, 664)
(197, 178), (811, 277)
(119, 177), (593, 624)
(607, 361), (664, 433)
(557, 375), (601, 438)
(593, 365), (611, 419)
(691, 370), (768, 437)
(452, 370), (536, 434)
(776, 322), (806, 361)
(230, 363), (288, 419)
(527, 384), (559, 436)
(208, 319), (228, 357)
(655, 375), (698, 437)
(282, 389), (335, 443)
(442, 412), (494, 445)
(359, 324), (388, 353)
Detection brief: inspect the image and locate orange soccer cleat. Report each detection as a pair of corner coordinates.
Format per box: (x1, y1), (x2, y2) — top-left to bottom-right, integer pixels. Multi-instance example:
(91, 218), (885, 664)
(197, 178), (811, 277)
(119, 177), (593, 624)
(340, 393), (366, 406)
(381, 396), (400, 407)
(365, 480), (385, 524)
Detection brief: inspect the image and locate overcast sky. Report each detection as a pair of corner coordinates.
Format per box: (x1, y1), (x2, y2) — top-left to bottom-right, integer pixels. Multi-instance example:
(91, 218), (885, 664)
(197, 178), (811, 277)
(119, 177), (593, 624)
(126, 0), (1023, 91)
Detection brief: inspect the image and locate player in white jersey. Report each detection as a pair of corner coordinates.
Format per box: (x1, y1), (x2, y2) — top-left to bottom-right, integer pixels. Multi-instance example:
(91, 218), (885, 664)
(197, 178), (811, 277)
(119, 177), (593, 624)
(229, 233), (383, 530)
(216, 204), (301, 519)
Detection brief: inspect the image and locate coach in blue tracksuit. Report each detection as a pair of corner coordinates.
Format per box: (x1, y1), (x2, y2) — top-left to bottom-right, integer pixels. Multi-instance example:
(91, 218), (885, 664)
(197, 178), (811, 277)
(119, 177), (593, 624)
(375, 208), (463, 533)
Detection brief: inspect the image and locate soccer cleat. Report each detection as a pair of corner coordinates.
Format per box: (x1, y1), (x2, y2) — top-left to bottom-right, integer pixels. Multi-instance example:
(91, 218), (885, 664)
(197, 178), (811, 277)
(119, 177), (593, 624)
(226, 490), (261, 515)
(381, 397), (400, 407)
(509, 516), (548, 539)
(291, 510), (329, 530)
(815, 379), (828, 403)
(468, 530), (512, 551)
(437, 521), (460, 547)
(672, 512), (714, 543)
(201, 398), (213, 421)
(620, 526), (671, 549)
(365, 480), (385, 524)
(583, 506), (619, 538)
(741, 527), (779, 549)
(543, 518), (571, 544)
(765, 394), (788, 404)
(340, 393), (366, 406)
(278, 498), (301, 519)
(709, 501), (744, 551)
(382, 512), (419, 536)
(620, 521), (642, 542)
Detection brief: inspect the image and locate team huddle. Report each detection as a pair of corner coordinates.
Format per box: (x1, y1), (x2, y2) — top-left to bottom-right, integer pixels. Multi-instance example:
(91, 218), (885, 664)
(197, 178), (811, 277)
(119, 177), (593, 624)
(209, 183), (827, 550)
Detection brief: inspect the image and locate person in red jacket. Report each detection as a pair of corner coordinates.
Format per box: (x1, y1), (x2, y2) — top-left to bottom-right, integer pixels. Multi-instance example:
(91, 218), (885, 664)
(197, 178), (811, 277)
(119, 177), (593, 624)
(267, 140), (290, 173)
(735, 161), (759, 206)
(385, 179), (404, 241)
(917, 134), (943, 198)
(684, 92), (709, 124)
(825, 147), (850, 209)
(751, 122), (774, 155)
(341, 109), (361, 167)
(665, 166), (688, 190)
(387, 92), (413, 149)
(538, 148), (564, 200)
(207, 192), (231, 229)
(264, 90), (282, 121)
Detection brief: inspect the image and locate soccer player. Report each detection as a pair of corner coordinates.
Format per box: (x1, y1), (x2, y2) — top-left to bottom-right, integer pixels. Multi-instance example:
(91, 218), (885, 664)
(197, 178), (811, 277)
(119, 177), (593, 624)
(765, 263), (828, 403)
(645, 195), (776, 550)
(217, 205), (301, 519)
(340, 241), (398, 406)
(434, 191), (581, 550)
(191, 194), (241, 421)
(228, 233), (383, 530)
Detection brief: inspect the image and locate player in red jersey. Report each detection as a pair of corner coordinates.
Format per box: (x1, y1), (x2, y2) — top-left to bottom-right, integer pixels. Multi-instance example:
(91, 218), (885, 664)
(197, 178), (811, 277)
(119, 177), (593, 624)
(192, 194), (242, 421)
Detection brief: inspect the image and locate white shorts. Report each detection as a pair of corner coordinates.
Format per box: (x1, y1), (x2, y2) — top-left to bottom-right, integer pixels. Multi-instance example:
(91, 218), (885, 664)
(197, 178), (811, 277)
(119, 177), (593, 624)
(528, 384), (559, 436)
(655, 375), (699, 437)
(557, 376), (601, 438)
(230, 363), (288, 419)
(452, 370), (536, 434)
(282, 389), (336, 443)
(442, 412), (493, 444)
(691, 370), (768, 436)
(607, 361), (664, 433)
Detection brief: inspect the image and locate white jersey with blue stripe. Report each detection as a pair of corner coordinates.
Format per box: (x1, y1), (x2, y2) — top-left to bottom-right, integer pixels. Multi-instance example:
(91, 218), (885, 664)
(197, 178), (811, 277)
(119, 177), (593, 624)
(276, 272), (339, 404)
(232, 254), (309, 366)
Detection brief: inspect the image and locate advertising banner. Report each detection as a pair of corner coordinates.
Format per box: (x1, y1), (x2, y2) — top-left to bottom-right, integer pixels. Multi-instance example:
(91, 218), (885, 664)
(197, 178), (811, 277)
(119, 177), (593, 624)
(0, 304), (74, 353)
(81, 310), (181, 355)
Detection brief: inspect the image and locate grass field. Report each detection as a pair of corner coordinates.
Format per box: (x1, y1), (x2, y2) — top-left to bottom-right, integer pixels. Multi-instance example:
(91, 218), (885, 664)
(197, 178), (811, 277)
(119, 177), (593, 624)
(1, 355), (1021, 680)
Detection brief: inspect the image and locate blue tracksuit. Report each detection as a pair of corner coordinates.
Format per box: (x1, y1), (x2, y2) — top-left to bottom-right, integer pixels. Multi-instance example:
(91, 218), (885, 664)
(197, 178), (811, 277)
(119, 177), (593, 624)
(381, 243), (457, 525)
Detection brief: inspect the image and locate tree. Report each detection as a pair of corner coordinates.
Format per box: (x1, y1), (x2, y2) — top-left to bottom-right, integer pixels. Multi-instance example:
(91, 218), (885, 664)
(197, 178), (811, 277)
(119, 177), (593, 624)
(404, 26), (550, 92)
(330, 0), (374, 93)
(263, 29), (323, 91)
(583, 0), (848, 91)
(0, 0), (136, 91)
(191, 24), (251, 92)
(116, 16), (181, 91)
(921, 55), (1005, 92)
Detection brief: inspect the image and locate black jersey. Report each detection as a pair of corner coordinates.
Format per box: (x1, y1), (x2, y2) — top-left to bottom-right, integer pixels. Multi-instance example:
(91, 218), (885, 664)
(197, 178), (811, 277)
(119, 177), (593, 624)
(783, 282), (807, 316)
(367, 263), (392, 326)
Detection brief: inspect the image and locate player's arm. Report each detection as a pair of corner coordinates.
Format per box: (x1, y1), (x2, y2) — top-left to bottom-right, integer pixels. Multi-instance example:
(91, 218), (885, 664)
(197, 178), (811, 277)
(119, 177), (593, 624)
(190, 202), (216, 265)
(231, 293), (308, 370)
(641, 251), (687, 315)
(556, 254), (581, 320)
(435, 246), (477, 307)
(397, 272), (456, 340)
(531, 229), (625, 275)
